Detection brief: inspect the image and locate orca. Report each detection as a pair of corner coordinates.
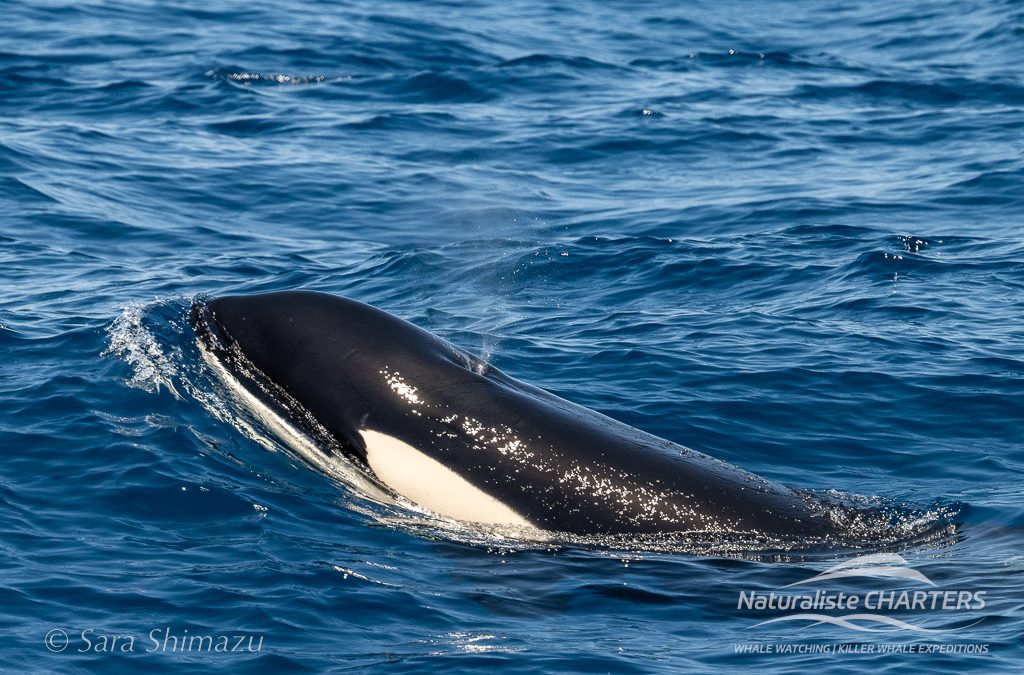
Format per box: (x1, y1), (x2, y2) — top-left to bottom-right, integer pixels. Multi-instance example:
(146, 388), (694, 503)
(191, 291), (838, 538)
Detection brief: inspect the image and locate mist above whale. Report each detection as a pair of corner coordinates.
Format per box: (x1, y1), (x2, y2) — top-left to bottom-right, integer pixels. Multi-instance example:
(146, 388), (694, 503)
(192, 290), (841, 539)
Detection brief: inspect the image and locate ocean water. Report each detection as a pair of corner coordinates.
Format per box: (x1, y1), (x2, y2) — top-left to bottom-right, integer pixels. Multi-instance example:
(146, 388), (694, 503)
(2, 0), (1023, 671)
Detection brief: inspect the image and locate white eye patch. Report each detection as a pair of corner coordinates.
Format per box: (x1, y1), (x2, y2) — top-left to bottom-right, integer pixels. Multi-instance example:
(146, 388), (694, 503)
(361, 429), (533, 528)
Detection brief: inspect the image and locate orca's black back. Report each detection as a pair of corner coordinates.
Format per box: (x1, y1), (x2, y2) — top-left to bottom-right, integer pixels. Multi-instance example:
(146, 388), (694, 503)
(199, 291), (836, 537)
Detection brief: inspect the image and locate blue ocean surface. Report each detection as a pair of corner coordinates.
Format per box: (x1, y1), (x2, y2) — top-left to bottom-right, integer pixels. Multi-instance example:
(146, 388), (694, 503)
(2, 0), (1022, 671)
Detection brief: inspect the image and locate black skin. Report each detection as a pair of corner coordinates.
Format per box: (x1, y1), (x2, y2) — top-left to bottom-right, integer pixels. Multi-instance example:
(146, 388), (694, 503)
(192, 291), (837, 538)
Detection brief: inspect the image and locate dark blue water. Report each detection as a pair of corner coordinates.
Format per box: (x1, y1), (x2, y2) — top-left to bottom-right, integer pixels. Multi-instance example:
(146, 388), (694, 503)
(3, 0), (1022, 671)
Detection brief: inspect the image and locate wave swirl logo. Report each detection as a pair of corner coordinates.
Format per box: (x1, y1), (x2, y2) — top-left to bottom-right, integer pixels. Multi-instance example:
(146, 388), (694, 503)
(739, 553), (986, 634)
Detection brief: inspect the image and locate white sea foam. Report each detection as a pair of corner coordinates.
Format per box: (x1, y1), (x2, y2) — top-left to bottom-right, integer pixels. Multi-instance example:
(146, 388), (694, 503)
(103, 301), (180, 395)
